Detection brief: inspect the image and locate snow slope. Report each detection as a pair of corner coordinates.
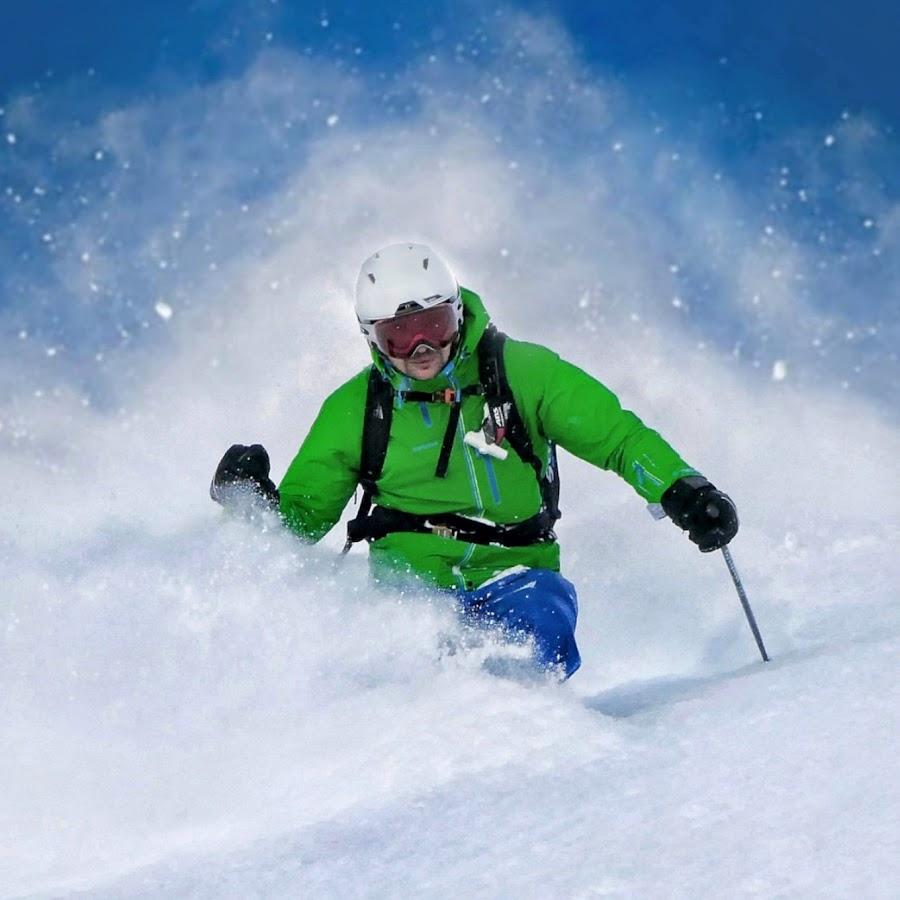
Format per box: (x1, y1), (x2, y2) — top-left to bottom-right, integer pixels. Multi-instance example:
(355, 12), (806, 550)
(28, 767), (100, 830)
(1, 9), (898, 899)
(82, 638), (900, 899)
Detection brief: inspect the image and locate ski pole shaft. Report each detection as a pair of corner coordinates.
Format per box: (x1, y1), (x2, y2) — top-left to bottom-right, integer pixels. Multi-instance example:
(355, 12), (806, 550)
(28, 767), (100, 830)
(721, 545), (770, 662)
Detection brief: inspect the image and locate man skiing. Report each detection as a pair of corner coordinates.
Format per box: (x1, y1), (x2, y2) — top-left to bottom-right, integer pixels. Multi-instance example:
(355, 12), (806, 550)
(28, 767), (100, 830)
(211, 242), (738, 679)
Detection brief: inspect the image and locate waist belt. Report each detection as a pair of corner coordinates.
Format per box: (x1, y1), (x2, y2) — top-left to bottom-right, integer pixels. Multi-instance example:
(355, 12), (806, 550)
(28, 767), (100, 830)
(345, 505), (557, 548)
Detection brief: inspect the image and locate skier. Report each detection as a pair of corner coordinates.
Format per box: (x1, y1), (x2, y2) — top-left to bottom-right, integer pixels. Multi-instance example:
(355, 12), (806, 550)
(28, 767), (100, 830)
(211, 242), (738, 679)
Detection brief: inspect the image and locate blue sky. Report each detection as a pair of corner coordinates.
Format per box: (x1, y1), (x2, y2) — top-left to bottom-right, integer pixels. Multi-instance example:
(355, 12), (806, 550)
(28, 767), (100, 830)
(2, 0), (896, 125)
(0, 0), (897, 415)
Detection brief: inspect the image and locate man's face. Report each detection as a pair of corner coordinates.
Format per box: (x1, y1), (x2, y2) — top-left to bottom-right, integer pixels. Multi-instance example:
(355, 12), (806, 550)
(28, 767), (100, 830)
(374, 302), (459, 380)
(387, 342), (453, 380)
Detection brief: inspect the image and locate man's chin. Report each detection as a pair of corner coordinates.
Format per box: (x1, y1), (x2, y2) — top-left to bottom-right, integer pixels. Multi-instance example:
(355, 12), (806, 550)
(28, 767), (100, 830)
(406, 359), (441, 379)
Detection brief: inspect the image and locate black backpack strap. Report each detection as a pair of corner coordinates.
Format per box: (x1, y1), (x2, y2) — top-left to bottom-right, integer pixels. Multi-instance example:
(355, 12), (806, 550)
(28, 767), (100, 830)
(478, 325), (561, 522)
(344, 367), (394, 552)
(349, 505), (557, 547)
(435, 401), (462, 479)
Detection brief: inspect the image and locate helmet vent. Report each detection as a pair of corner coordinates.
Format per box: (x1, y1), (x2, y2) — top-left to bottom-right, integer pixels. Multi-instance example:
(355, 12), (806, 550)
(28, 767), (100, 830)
(355, 243), (457, 326)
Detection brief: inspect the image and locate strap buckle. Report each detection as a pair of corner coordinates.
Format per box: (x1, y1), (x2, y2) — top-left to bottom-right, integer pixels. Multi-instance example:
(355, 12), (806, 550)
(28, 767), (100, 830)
(433, 388), (459, 404)
(430, 523), (456, 539)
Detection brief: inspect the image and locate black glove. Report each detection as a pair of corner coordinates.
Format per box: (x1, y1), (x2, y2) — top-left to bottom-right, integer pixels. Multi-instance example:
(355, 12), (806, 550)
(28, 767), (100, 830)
(660, 475), (738, 552)
(210, 443), (280, 509)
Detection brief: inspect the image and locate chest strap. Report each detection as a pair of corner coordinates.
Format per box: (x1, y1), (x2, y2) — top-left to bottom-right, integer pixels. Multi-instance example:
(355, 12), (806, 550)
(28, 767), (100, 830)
(397, 384), (482, 479)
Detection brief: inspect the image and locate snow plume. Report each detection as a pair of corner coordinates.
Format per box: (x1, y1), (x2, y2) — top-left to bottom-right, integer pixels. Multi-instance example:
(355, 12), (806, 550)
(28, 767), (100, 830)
(1, 8), (898, 897)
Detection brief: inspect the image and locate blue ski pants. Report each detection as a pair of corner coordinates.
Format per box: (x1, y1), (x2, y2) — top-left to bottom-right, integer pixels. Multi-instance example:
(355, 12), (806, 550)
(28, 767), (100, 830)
(455, 568), (581, 678)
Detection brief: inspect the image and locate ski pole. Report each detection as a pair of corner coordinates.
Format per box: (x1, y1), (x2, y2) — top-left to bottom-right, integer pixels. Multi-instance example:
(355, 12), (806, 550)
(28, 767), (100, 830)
(721, 545), (769, 662)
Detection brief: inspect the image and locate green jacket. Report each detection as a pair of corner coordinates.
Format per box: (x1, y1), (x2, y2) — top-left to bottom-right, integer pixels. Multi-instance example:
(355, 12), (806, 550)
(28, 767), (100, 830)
(279, 289), (699, 590)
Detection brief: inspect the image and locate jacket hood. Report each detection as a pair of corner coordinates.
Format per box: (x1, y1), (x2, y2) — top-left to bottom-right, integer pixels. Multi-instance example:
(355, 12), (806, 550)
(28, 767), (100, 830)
(369, 287), (490, 391)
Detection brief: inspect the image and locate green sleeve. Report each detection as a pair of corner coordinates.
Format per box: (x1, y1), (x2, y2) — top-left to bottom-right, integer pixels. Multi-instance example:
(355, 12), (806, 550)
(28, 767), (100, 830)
(277, 370), (367, 542)
(505, 341), (700, 503)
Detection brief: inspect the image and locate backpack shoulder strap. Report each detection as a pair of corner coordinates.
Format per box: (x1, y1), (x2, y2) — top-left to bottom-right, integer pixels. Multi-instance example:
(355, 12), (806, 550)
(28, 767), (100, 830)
(344, 366), (393, 552)
(477, 325), (561, 521)
(477, 325), (536, 471)
(358, 366), (393, 493)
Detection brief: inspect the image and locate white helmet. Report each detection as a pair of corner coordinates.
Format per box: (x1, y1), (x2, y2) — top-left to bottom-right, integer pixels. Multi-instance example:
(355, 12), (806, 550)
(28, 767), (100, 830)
(355, 243), (463, 351)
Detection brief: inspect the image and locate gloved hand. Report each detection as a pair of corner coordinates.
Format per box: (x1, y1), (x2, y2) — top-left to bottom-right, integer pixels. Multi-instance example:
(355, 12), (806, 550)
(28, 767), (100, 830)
(210, 443), (280, 509)
(660, 475), (738, 552)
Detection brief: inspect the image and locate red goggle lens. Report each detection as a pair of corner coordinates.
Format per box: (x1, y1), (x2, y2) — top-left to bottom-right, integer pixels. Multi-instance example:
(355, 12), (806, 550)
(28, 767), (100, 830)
(373, 304), (459, 359)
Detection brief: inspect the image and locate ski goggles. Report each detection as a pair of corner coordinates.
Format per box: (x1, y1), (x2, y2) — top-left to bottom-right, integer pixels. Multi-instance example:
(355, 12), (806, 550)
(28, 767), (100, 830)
(372, 303), (460, 359)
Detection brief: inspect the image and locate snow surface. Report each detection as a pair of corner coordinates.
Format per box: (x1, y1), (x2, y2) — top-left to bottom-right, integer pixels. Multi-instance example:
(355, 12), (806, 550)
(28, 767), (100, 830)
(2, 10), (899, 899)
